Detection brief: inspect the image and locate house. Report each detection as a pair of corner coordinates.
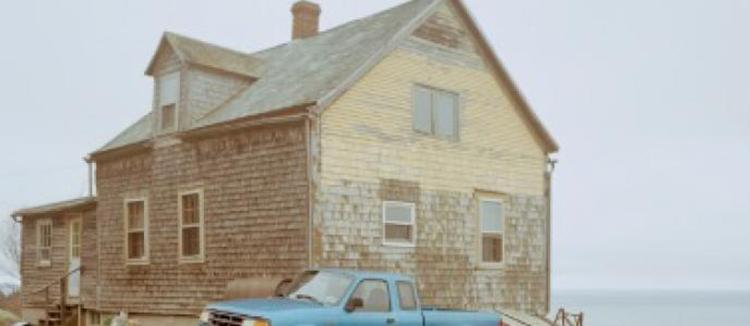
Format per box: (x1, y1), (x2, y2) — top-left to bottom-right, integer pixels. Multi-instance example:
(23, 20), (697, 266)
(11, 0), (559, 325)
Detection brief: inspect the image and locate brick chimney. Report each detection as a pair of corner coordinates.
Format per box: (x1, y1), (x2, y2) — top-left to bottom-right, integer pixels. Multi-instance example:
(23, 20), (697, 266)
(291, 1), (321, 40)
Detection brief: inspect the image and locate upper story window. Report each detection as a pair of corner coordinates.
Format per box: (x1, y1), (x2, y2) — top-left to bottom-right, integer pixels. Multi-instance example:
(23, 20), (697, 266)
(125, 199), (148, 263)
(159, 72), (180, 132)
(179, 190), (204, 263)
(36, 219), (52, 266)
(480, 198), (504, 264)
(383, 201), (416, 247)
(413, 85), (459, 139)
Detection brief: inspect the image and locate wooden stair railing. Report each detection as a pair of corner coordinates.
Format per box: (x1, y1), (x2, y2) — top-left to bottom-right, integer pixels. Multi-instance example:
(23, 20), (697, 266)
(30, 267), (82, 326)
(552, 308), (584, 326)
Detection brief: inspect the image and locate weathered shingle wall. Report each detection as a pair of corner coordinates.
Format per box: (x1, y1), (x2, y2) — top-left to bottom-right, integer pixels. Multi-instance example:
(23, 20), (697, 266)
(183, 66), (252, 128)
(94, 122), (309, 316)
(21, 211), (95, 308)
(314, 2), (549, 315)
(21, 215), (68, 308)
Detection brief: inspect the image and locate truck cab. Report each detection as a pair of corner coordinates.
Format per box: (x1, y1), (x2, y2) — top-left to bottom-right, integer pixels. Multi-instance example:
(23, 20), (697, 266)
(198, 269), (506, 326)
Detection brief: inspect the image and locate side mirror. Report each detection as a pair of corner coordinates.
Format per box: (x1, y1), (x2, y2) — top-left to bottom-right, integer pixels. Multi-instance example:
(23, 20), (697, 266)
(344, 297), (364, 313)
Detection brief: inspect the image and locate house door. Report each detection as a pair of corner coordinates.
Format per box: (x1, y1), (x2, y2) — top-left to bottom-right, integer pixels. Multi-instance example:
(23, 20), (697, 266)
(68, 217), (82, 299)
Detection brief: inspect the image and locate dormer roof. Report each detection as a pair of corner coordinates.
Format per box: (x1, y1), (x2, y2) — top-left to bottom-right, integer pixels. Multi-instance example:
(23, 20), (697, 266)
(145, 32), (264, 78)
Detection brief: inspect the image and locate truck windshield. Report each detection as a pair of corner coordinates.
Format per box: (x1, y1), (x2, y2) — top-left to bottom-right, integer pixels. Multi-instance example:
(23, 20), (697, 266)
(286, 271), (355, 306)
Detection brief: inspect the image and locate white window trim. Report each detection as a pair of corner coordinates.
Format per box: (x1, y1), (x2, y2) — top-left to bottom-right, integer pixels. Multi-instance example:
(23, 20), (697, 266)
(178, 189), (205, 264)
(158, 71), (180, 133)
(36, 218), (53, 267)
(412, 84), (461, 141)
(382, 201), (417, 248)
(478, 197), (506, 269)
(124, 198), (149, 265)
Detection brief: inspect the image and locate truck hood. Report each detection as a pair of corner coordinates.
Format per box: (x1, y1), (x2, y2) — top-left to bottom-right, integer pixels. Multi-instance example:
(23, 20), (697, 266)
(207, 297), (326, 315)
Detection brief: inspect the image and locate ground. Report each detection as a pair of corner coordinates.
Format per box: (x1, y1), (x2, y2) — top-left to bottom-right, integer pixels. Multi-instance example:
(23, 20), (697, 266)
(0, 309), (19, 326)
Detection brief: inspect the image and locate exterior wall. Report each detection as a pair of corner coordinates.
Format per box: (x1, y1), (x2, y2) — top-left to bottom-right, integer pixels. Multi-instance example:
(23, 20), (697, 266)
(20, 210), (95, 309)
(183, 66), (252, 128)
(21, 215), (68, 308)
(94, 122), (309, 316)
(314, 3), (549, 315)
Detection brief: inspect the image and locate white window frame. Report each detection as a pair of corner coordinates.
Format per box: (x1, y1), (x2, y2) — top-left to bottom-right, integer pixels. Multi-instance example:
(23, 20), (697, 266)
(158, 71), (180, 133)
(478, 197), (505, 268)
(412, 85), (460, 140)
(178, 189), (205, 263)
(124, 198), (149, 265)
(36, 218), (53, 267)
(382, 201), (417, 247)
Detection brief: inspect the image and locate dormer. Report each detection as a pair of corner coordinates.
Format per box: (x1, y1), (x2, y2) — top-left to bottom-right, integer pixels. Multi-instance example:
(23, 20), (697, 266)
(145, 32), (262, 134)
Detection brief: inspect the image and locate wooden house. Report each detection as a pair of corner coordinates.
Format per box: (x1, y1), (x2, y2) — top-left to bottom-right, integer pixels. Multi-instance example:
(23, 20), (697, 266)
(11, 1), (559, 325)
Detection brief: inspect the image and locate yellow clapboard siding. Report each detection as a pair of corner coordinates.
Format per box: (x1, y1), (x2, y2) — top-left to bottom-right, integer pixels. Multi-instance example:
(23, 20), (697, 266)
(321, 48), (546, 196)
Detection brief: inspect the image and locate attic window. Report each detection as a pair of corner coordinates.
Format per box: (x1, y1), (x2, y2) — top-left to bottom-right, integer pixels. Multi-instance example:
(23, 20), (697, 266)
(413, 85), (459, 139)
(159, 72), (180, 132)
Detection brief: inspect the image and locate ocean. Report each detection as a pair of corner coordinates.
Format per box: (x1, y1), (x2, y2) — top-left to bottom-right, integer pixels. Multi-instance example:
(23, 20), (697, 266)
(551, 290), (750, 326)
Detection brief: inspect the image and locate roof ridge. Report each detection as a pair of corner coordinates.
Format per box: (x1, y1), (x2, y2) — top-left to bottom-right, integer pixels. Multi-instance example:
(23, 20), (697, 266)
(252, 0), (435, 57)
(164, 31), (257, 59)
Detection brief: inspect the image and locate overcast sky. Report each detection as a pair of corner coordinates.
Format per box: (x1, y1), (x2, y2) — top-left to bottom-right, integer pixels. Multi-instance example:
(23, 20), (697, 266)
(1, 0), (748, 290)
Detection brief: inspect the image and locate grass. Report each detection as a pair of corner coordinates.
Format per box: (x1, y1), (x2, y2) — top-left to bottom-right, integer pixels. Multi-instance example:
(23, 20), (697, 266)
(0, 308), (19, 326)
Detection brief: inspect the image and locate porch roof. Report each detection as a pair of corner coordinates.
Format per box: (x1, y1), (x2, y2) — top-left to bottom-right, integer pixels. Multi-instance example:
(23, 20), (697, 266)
(11, 196), (97, 219)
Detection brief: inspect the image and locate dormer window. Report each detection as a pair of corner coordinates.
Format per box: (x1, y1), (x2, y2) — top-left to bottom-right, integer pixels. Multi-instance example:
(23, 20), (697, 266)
(159, 72), (180, 132)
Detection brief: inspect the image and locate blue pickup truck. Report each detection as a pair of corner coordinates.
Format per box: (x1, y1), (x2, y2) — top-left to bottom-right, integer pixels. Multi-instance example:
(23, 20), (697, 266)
(198, 269), (507, 326)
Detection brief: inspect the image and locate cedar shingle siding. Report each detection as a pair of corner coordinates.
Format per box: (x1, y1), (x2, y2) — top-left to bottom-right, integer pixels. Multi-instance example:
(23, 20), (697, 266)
(94, 123), (309, 315)
(16, 0), (557, 322)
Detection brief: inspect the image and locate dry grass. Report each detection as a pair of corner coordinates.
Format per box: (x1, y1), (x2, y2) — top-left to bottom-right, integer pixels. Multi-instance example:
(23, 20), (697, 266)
(0, 308), (19, 326)
(0, 291), (21, 320)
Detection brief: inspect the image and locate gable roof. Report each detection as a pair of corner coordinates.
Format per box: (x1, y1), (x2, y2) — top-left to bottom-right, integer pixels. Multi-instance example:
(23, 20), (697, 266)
(97, 0), (558, 155)
(145, 32), (264, 77)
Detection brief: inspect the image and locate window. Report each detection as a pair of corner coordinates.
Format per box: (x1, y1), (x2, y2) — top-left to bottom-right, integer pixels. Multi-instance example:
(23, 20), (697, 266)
(159, 72), (180, 132)
(413, 85), (459, 139)
(179, 190), (204, 262)
(36, 219), (52, 266)
(480, 199), (504, 264)
(125, 199), (148, 262)
(350, 280), (391, 312)
(396, 281), (418, 310)
(383, 201), (416, 246)
(161, 104), (176, 131)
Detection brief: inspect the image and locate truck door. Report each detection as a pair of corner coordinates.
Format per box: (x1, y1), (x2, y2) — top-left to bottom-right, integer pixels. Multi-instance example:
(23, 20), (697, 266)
(393, 281), (423, 326)
(344, 279), (396, 325)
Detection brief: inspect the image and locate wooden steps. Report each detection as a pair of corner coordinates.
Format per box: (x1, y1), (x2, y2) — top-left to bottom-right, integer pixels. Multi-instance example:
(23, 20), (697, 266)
(38, 303), (78, 326)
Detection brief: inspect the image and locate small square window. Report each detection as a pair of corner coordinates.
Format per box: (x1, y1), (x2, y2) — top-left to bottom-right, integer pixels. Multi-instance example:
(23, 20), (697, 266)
(383, 201), (416, 246)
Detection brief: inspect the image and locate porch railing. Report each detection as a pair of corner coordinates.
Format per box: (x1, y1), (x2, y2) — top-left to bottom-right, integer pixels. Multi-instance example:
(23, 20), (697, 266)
(30, 266), (82, 322)
(552, 308), (584, 326)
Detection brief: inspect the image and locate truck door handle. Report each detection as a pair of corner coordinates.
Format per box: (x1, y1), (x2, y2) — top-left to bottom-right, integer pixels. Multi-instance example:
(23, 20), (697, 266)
(386, 317), (396, 324)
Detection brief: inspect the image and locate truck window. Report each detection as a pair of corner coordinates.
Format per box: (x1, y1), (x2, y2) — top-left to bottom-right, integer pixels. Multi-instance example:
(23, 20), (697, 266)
(351, 280), (391, 312)
(396, 281), (418, 310)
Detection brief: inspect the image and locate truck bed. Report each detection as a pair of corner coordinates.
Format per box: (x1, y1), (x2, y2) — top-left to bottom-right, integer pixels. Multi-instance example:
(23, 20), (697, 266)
(423, 307), (501, 326)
